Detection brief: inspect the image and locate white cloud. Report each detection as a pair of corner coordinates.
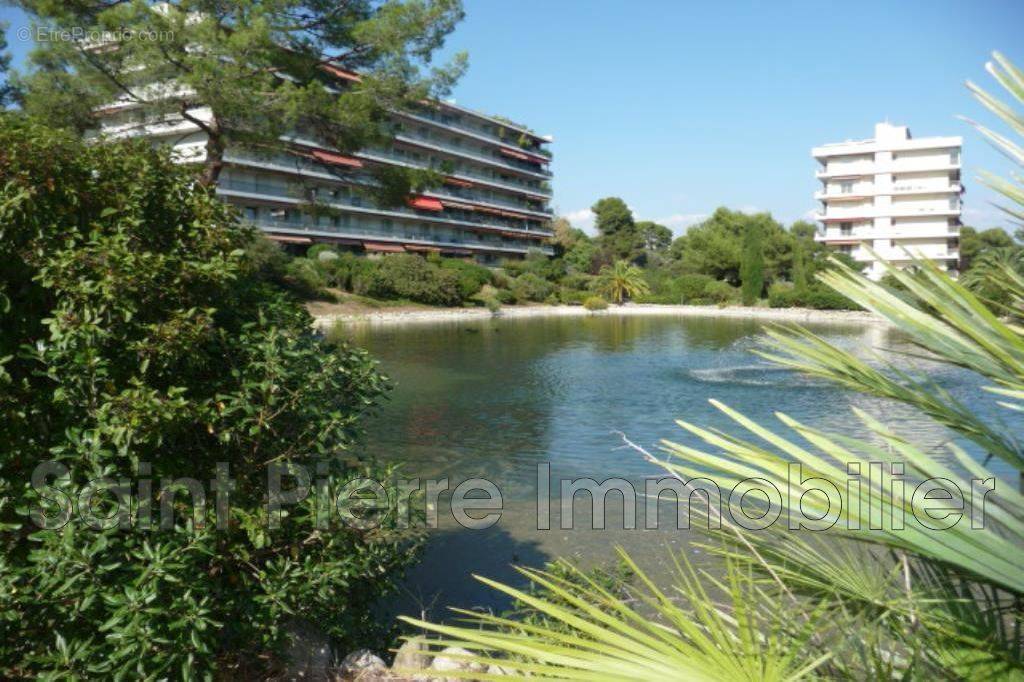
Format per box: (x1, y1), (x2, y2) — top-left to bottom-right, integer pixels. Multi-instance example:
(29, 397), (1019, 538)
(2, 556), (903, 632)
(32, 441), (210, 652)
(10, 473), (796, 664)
(654, 213), (708, 235)
(564, 207), (595, 232)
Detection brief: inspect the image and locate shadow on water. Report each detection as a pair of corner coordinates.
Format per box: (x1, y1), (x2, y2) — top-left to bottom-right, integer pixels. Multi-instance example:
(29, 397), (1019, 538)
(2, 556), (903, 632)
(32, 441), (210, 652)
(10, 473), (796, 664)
(380, 520), (550, 624)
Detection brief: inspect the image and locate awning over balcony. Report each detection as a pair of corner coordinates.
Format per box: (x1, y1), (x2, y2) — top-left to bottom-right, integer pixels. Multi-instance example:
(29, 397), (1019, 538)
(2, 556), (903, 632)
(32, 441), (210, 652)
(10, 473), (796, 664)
(499, 147), (531, 162)
(363, 242), (406, 253)
(407, 196), (445, 211)
(441, 248), (473, 256)
(406, 244), (442, 253)
(444, 176), (474, 188)
(824, 239), (861, 245)
(440, 200), (478, 211)
(311, 149), (363, 168)
(268, 234), (313, 245)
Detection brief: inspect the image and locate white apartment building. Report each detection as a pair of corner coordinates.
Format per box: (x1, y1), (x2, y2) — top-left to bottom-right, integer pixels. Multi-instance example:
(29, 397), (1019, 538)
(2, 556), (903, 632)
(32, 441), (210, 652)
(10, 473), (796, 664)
(813, 122), (962, 280)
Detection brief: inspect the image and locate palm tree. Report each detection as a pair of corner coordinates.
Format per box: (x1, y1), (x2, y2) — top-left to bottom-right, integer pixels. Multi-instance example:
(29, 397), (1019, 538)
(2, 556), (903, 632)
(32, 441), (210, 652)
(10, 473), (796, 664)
(399, 53), (1024, 679)
(960, 246), (1024, 309)
(595, 260), (649, 304)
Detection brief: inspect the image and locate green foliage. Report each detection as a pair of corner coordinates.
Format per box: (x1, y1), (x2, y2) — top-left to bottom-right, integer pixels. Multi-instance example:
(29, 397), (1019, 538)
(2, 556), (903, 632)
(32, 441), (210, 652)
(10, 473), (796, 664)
(436, 257), (493, 299)
(768, 281), (860, 310)
(583, 296), (608, 311)
(960, 247), (1024, 310)
(740, 220), (765, 304)
(636, 220), (672, 252)
(17, 0), (466, 191)
(595, 260), (650, 304)
(792, 238), (808, 292)
(592, 197), (644, 263)
(0, 116), (419, 677)
(362, 254), (462, 306)
(284, 257), (330, 299)
(700, 279), (741, 305)
(510, 272), (555, 302)
(959, 225), (1015, 271)
(670, 207), (792, 285)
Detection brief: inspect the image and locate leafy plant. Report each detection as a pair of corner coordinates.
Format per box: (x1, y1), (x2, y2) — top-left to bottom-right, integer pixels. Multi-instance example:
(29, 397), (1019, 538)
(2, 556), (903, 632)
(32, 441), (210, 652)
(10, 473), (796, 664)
(0, 117), (419, 677)
(583, 296), (608, 311)
(595, 260), (650, 304)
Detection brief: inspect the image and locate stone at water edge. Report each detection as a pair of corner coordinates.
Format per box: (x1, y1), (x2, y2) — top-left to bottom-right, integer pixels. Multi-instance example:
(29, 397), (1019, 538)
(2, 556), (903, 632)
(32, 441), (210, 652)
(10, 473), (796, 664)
(429, 646), (487, 677)
(391, 637), (431, 673)
(338, 649), (387, 678)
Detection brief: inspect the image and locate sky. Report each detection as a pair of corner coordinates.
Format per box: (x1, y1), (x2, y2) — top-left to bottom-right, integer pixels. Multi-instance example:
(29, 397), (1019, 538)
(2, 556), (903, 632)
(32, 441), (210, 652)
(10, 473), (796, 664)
(4, 0), (1023, 235)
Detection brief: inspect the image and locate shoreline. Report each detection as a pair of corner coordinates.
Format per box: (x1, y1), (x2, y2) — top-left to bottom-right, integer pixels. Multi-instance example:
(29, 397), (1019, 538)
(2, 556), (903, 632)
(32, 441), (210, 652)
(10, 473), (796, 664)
(312, 303), (886, 329)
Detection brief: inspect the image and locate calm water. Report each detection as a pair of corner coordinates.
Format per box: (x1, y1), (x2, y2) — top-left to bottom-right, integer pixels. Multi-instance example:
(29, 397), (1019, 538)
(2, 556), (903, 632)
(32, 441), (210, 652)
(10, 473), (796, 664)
(341, 314), (1014, 618)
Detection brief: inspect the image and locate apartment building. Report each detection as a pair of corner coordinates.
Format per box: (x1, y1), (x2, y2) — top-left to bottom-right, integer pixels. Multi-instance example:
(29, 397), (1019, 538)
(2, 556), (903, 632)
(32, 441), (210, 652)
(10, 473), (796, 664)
(91, 74), (554, 263)
(813, 122), (962, 280)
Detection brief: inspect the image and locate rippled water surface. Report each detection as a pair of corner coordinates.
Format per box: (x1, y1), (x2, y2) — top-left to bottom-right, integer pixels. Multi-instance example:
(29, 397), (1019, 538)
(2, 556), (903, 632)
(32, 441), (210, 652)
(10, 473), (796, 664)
(342, 314), (1015, 617)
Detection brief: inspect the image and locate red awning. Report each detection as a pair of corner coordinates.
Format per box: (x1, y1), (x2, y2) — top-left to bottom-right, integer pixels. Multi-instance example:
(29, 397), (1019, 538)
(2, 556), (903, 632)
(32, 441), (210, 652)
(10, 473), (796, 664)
(444, 176), (474, 188)
(407, 196), (445, 212)
(320, 64), (362, 82)
(311, 149), (363, 168)
(268, 234), (313, 244)
(499, 147), (531, 161)
(405, 244), (442, 253)
(363, 242), (406, 253)
(440, 200), (478, 211)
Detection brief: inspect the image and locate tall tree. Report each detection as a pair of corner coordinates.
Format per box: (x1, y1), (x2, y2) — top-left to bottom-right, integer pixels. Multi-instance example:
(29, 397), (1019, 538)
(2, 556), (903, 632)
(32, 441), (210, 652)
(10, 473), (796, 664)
(637, 220), (672, 252)
(0, 23), (13, 107)
(16, 0), (466, 190)
(672, 207), (789, 285)
(740, 220), (764, 304)
(959, 225), (1016, 271)
(791, 238), (808, 292)
(592, 196), (643, 263)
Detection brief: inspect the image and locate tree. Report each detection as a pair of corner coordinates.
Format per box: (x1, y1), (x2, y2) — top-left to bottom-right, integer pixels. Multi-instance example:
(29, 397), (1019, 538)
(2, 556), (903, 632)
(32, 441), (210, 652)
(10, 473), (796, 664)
(959, 225), (1016, 271)
(0, 23), (14, 107)
(739, 220), (764, 304)
(670, 208), (792, 285)
(789, 219), (818, 242)
(637, 220), (672, 252)
(791, 238), (808, 292)
(0, 116), (418, 677)
(16, 0), (466, 190)
(592, 197), (644, 263)
(595, 260), (649, 304)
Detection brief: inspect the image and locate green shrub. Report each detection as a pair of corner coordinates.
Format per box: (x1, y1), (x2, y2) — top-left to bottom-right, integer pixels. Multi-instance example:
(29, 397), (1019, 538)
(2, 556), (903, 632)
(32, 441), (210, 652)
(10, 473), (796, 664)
(558, 287), (589, 305)
(584, 296), (609, 311)
(438, 258), (493, 299)
(768, 281), (861, 310)
(701, 279), (741, 304)
(284, 257), (328, 298)
(307, 243), (338, 261)
(363, 254), (463, 306)
(511, 272), (555, 302)
(677, 274), (716, 303)
(495, 288), (517, 304)
(767, 281), (798, 308)
(0, 118), (418, 677)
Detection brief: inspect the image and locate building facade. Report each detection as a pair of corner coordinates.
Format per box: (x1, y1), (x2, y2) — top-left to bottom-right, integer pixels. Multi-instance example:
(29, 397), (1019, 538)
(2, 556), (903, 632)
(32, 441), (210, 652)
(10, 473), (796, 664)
(92, 79), (554, 262)
(813, 122), (962, 280)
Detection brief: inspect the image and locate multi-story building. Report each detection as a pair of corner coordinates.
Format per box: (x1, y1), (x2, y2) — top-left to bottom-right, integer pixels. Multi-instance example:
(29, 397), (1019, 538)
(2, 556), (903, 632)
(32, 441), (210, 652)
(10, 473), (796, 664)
(91, 72), (554, 263)
(813, 122), (962, 280)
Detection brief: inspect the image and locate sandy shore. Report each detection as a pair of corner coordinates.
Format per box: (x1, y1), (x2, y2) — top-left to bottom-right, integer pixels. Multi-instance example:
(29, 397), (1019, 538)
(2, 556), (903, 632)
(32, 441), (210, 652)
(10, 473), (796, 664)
(312, 303), (885, 329)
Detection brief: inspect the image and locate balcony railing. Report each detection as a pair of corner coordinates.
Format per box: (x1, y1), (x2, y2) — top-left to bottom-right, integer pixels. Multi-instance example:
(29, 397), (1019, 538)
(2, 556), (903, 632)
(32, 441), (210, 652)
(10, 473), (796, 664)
(395, 132), (552, 179)
(248, 218), (554, 256)
(217, 178), (552, 238)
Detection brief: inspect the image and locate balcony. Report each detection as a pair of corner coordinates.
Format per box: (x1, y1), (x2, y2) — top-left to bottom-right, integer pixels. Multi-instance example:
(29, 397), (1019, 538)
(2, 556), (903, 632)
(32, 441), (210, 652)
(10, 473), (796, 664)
(891, 183), (962, 195)
(248, 218), (554, 256)
(394, 133), (552, 180)
(816, 165), (874, 179)
(394, 109), (551, 160)
(217, 178), (552, 239)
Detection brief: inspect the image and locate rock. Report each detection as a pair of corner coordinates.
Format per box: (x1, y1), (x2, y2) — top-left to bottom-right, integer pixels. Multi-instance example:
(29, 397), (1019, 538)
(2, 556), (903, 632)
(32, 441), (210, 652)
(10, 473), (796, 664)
(285, 619), (333, 680)
(338, 649), (387, 680)
(429, 646), (486, 680)
(391, 638), (431, 675)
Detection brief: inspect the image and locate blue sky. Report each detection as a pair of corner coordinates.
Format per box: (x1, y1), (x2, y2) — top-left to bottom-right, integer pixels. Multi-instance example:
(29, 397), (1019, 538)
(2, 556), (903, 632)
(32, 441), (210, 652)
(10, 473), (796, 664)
(5, 0), (1023, 234)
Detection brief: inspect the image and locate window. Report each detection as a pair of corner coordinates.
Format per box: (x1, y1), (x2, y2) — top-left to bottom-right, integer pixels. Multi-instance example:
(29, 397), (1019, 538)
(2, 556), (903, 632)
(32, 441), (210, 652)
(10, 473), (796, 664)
(838, 244), (853, 255)
(840, 221), (853, 236)
(950, 149), (960, 164)
(949, 196), (959, 210)
(839, 181), (853, 194)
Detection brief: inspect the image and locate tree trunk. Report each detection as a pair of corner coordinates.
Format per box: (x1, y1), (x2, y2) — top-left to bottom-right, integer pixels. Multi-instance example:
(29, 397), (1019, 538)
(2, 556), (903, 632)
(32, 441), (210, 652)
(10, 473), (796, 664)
(199, 125), (225, 188)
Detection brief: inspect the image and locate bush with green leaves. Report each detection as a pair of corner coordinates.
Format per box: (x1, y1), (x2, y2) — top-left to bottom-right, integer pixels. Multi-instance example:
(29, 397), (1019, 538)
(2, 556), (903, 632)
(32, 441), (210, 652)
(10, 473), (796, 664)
(700, 278), (740, 304)
(435, 256), (493, 299)
(583, 296), (608, 311)
(510, 272), (555, 302)
(0, 117), (421, 678)
(361, 253), (463, 306)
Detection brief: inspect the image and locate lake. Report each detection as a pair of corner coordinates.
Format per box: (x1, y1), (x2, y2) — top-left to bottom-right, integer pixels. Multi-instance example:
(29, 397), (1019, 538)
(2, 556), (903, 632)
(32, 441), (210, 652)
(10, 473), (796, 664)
(341, 313), (1010, 619)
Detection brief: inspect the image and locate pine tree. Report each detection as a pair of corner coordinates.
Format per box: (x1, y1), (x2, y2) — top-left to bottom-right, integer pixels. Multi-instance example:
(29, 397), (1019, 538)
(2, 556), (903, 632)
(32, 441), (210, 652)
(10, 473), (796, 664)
(740, 221), (764, 305)
(792, 239), (808, 292)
